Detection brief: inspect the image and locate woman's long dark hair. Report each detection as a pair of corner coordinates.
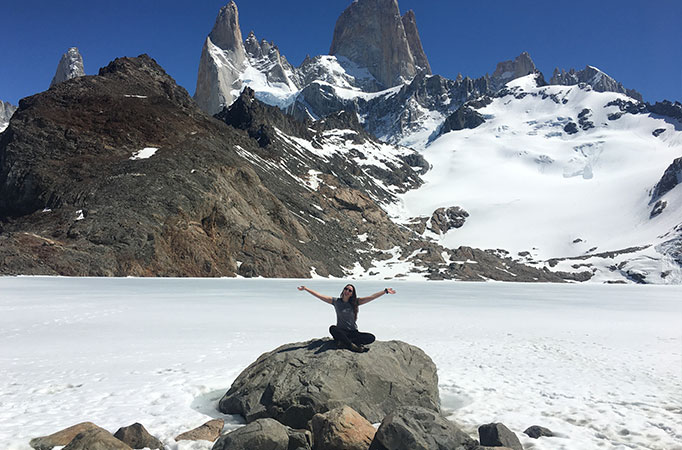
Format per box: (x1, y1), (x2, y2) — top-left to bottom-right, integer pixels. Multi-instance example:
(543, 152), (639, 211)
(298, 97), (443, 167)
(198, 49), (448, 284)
(341, 284), (359, 320)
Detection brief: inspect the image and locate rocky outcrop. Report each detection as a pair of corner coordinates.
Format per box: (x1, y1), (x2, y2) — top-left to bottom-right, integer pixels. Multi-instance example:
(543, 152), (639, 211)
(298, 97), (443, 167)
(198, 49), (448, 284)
(438, 105), (485, 137)
(175, 419), (224, 442)
(218, 339), (440, 429)
(50, 47), (85, 87)
(368, 406), (477, 450)
(0, 100), (17, 132)
(113, 423), (164, 449)
(650, 156), (682, 203)
(429, 207), (469, 234)
(329, 0), (430, 89)
(195, 2), (247, 114)
(490, 52), (540, 91)
(550, 65), (643, 101)
(478, 423), (523, 450)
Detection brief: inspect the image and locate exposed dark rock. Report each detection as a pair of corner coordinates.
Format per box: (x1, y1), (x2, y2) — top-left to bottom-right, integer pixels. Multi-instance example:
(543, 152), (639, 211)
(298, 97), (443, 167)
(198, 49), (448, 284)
(429, 207), (469, 234)
(563, 122), (578, 134)
(648, 100), (682, 121)
(113, 423), (164, 449)
(218, 339), (440, 429)
(311, 405), (376, 450)
(368, 405), (477, 450)
(523, 425), (554, 439)
(30, 423), (105, 450)
(650, 200), (667, 218)
(211, 418), (289, 450)
(478, 423), (523, 450)
(287, 428), (313, 450)
(653, 128), (666, 137)
(175, 419), (224, 442)
(438, 106), (485, 137)
(650, 157), (682, 202)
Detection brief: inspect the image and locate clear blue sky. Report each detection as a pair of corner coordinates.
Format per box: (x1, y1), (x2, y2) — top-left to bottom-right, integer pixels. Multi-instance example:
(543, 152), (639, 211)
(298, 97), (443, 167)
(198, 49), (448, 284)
(2, 0), (680, 106)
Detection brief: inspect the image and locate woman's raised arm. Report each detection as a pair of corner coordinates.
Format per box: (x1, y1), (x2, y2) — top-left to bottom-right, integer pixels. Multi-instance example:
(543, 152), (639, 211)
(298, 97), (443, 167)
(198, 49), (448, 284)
(358, 288), (395, 305)
(297, 286), (333, 304)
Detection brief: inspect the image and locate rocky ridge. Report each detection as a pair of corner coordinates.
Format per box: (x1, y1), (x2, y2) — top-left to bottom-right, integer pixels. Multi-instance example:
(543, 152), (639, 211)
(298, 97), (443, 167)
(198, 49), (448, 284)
(50, 47), (85, 87)
(550, 65), (643, 101)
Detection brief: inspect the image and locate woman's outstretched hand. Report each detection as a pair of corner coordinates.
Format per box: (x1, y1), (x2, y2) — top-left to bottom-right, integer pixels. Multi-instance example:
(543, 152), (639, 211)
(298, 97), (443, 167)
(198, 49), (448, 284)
(386, 288), (396, 294)
(297, 286), (306, 291)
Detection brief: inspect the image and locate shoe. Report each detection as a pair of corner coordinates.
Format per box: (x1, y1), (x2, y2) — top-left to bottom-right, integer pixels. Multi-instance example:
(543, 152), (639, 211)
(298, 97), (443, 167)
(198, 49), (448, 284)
(350, 343), (369, 353)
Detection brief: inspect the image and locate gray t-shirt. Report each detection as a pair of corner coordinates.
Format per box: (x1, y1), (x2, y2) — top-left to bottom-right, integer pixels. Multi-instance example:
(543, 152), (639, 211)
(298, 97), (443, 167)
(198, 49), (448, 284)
(332, 298), (357, 331)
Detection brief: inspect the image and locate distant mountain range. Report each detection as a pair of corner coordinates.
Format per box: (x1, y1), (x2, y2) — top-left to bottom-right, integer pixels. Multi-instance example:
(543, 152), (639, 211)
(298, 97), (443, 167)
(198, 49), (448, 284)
(1, 0), (680, 283)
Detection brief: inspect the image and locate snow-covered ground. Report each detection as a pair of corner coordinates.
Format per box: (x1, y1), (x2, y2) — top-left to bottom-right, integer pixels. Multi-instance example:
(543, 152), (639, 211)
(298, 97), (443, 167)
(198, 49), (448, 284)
(1, 278), (680, 450)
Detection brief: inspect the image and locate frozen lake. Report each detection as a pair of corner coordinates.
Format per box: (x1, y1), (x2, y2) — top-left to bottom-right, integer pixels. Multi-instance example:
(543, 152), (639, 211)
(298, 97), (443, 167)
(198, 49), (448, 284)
(1, 277), (680, 450)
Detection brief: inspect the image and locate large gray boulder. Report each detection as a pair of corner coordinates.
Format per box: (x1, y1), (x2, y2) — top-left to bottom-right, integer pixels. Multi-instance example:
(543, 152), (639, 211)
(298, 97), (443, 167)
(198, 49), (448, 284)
(368, 406), (477, 450)
(219, 339), (440, 429)
(113, 423), (164, 449)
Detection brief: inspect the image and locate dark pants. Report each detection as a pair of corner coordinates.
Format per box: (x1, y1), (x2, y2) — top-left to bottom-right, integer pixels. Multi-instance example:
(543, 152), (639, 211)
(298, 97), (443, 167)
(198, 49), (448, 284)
(329, 325), (375, 347)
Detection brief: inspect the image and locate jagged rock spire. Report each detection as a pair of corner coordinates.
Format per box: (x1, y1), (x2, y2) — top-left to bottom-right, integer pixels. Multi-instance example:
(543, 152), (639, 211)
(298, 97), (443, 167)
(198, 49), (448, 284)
(195, 1), (247, 114)
(329, 0), (431, 89)
(490, 51), (538, 90)
(550, 65), (643, 101)
(50, 47), (85, 87)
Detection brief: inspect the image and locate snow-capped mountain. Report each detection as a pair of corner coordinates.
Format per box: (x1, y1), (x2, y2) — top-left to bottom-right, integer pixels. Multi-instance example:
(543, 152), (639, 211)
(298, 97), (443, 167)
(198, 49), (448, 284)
(394, 75), (682, 284)
(50, 47), (85, 87)
(188, 0), (681, 284)
(0, 100), (17, 132)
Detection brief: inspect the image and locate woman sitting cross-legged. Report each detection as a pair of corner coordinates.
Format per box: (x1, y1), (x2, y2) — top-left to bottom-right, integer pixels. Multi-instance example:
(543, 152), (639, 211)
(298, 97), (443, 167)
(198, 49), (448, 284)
(297, 284), (396, 353)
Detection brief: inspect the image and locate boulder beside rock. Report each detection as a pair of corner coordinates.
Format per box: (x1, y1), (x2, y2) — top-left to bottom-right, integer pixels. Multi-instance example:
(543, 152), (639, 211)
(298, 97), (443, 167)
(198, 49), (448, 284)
(478, 423), (523, 450)
(219, 339), (440, 428)
(311, 405), (376, 450)
(175, 418), (224, 442)
(30, 422), (104, 450)
(113, 423), (164, 449)
(62, 428), (132, 450)
(211, 418), (289, 450)
(368, 405), (477, 450)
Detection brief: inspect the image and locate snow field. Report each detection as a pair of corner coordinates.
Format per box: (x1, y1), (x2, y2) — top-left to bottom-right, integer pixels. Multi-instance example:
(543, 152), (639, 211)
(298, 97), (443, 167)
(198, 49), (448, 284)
(1, 278), (680, 450)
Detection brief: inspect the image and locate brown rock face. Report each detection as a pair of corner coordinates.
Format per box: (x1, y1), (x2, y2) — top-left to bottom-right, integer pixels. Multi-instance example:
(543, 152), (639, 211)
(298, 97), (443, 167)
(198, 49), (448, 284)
(311, 406), (376, 450)
(329, 0), (430, 88)
(30, 422), (104, 450)
(113, 423), (164, 449)
(175, 419), (224, 442)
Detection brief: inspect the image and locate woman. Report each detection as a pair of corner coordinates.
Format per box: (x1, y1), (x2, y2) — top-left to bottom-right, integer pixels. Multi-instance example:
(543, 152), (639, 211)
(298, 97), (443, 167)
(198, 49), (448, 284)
(297, 284), (396, 352)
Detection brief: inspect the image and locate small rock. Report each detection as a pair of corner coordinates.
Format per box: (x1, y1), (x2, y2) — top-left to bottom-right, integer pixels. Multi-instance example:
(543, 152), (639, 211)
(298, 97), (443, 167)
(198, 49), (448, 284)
(523, 425), (554, 439)
(30, 422), (104, 450)
(175, 418), (224, 442)
(113, 423), (164, 449)
(212, 418), (289, 450)
(311, 405), (376, 450)
(478, 423), (523, 450)
(287, 428), (313, 450)
(369, 405), (476, 450)
(63, 428), (133, 450)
